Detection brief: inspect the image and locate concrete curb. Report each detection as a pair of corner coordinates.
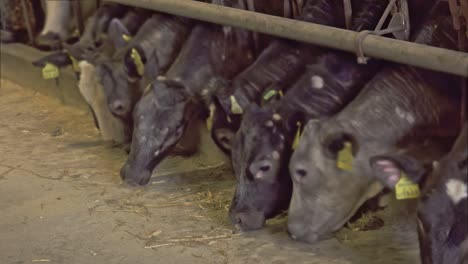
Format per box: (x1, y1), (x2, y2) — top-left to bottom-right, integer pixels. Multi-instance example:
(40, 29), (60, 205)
(1, 43), (88, 111)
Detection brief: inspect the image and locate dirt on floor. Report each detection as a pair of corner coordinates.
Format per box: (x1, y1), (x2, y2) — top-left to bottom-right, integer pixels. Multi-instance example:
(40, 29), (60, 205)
(0, 79), (421, 264)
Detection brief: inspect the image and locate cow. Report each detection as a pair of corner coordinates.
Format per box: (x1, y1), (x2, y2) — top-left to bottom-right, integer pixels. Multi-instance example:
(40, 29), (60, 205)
(211, 0), (356, 154)
(369, 122), (467, 264)
(287, 3), (463, 243)
(120, 0), (288, 186)
(94, 13), (193, 134)
(33, 8), (150, 144)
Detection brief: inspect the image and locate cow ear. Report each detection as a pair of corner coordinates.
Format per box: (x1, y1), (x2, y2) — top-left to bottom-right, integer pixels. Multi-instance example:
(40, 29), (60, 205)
(107, 18), (130, 49)
(369, 154), (426, 189)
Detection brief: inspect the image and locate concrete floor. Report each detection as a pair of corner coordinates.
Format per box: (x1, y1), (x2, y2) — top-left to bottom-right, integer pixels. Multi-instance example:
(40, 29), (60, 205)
(0, 79), (421, 264)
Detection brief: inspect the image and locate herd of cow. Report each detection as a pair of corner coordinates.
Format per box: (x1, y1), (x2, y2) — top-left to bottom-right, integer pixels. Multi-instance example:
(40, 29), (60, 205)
(30, 0), (467, 263)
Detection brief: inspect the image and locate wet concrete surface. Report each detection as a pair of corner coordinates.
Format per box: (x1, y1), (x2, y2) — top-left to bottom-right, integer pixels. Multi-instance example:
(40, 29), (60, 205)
(0, 79), (421, 264)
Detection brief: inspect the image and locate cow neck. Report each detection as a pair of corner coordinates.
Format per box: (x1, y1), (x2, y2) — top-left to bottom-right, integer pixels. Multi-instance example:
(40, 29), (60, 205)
(331, 7), (461, 145)
(120, 10), (149, 36)
(335, 64), (459, 145)
(164, 24), (225, 99)
(233, 40), (309, 109)
(299, 0), (344, 26)
(130, 15), (161, 61)
(137, 15), (190, 62)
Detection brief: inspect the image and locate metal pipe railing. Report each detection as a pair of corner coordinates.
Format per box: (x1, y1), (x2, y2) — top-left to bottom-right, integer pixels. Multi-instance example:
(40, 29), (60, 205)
(106, 0), (468, 77)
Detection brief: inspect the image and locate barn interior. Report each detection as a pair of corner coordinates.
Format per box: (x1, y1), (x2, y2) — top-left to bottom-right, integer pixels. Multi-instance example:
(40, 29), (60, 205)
(1, 1), (467, 264)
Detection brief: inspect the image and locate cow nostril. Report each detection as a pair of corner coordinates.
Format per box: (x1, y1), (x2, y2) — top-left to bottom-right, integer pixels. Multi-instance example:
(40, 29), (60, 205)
(220, 136), (230, 144)
(296, 169), (307, 178)
(111, 101), (126, 115)
(259, 165), (270, 173)
(234, 213), (243, 225)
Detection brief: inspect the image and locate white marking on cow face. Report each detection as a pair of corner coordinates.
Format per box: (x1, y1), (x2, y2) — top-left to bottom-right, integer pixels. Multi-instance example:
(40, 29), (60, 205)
(265, 120), (274, 127)
(272, 114), (282, 121)
(272, 151), (280, 160)
(310, 75), (324, 89)
(395, 107), (415, 124)
(156, 75), (167, 81)
(446, 179), (467, 204)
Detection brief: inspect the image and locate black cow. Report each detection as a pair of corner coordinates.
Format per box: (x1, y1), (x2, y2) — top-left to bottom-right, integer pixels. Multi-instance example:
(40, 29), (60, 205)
(120, 0), (287, 186)
(95, 13), (193, 128)
(369, 122), (468, 264)
(210, 0), (349, 153)
(33, 8), (150, 144)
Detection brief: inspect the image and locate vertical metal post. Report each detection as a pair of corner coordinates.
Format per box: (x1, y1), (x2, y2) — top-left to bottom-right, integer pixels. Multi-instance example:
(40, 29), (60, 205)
(20, 0), (34, 45)
(73, 0), (84, 36)
(0, 0), (7, 30)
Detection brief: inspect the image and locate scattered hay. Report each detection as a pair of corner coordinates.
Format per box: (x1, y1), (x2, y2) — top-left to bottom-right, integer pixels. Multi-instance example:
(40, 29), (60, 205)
(347, 212), (385, 232)
(144, 228), (240, 249)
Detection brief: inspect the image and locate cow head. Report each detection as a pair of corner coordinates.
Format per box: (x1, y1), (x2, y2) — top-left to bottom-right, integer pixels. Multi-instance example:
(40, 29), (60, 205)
(287, 119), (385, 243)
(93, 18), (144, 121)
(120, 79), (201, 186)
(229, 104), (293, 230)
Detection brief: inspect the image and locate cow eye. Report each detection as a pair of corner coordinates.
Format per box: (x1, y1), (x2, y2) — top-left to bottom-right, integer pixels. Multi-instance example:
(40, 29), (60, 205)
(322, 132), (357, 159)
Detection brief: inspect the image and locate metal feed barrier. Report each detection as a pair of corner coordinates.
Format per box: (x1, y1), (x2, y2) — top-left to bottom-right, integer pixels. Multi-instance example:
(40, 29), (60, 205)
(105, 0), (468, 77)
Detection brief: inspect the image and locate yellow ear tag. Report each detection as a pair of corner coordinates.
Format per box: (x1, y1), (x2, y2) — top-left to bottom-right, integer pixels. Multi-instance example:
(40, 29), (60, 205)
(206, 103), (215, 131)
(278, 90), (284, 98)
(122, 34), (132, 42)
(69, 55), (80, 72)
(230, 95), (243, 114)
(263, 90), (278, 101)
(292, 122), (302, 150)
(395, 172), (421, 200)
(337, 142), (353, 171)
(42, 63), (60, 80)
(130, 48), (145, 76)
